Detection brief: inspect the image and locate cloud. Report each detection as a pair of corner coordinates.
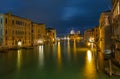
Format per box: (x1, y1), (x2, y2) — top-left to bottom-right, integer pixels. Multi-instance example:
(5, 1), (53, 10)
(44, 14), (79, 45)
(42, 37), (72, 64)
(0, 0), (111, 34)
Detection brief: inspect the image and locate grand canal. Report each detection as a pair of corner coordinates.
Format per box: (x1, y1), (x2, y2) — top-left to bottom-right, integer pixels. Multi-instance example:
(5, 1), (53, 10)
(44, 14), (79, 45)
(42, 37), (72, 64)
(0, 40), (119, 79)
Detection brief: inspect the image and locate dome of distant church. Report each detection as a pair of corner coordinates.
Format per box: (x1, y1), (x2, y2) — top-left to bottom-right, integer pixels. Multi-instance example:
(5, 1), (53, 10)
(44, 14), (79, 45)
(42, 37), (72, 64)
(70, 29), (75, 34)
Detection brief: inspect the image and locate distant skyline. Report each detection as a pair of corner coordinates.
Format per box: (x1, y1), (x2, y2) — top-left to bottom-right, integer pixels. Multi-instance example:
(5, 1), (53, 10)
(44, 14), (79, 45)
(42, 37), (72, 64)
(0, 0), (112, 35)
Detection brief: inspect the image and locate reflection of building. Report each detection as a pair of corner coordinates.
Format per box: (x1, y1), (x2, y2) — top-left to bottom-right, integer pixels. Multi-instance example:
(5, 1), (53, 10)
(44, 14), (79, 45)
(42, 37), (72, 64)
(32, 23), (46, 45)
(112, 0), (120, 63)
(46, 28), (56, 43)
(99, 11), (112, 53)
(0, 12), (32, 48)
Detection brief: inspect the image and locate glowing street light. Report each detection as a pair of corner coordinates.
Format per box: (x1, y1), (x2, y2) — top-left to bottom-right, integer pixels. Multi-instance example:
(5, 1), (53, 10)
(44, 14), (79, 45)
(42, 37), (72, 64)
(38, 39), (44, 44)
(88, 37), (95, 48)
(18, 41), (22, 47)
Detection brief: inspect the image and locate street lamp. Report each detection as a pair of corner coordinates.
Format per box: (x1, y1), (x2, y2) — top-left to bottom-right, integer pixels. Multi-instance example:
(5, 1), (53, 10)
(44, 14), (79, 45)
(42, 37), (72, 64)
(18, 41), (22, 47)
(88, 37), (95, 48)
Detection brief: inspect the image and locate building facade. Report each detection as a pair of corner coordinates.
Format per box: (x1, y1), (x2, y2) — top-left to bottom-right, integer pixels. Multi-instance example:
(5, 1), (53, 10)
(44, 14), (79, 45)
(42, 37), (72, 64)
(68, 29), (81, 40)
(0, 12), (48, 49)
(99, 11), (112, 53)
(84, 28), (95, 48)
(0, 12), (32, 49)
(112, 0), (120, 63)
(31, 23), (46, 45)
(93, 26), (99, 48)
(84, 28), (94, 43)
(46, 28), (56, 43)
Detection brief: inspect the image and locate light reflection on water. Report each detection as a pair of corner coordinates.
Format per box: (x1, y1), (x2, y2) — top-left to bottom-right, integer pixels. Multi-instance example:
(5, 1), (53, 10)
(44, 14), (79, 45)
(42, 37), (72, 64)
(57, 41), (62, 69)
(1, 41), (119, 79)
(38, 45), (44, 67)
(84, 50), (96, 79)
(87, 50), (92, 62)
(73, 39), (77, 61)
(17, 49), (22, 71)
(67, 39), (71, 61)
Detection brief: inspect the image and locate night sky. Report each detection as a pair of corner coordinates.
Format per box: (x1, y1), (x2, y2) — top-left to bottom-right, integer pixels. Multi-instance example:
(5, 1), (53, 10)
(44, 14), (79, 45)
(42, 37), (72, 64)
(0, 0), (111, 35)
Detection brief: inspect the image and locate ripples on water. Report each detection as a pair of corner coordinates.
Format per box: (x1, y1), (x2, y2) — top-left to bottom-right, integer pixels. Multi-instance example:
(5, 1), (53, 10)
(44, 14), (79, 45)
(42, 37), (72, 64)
(0, 40), (119, 79)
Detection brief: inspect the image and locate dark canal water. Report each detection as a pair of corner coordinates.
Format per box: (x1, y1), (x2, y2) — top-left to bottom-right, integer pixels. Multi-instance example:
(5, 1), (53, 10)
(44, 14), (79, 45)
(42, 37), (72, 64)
(0, 40), (119, 79)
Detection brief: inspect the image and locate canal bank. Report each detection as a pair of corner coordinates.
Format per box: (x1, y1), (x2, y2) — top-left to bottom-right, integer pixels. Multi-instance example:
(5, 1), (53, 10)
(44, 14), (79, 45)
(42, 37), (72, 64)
(104, 59), (120, 77)
(91, 47), (120, 77)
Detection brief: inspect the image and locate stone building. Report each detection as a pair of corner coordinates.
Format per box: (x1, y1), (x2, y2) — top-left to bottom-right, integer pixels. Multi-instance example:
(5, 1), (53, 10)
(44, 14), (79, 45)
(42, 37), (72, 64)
(112, 0), (120, 63)
(31, 23), (46, 45)
(68, 29), (81, 40)
(0, 12), (48, 49)
(99, 11), (112, 53)
(84, 28), (94, 43)
(93, 26), (99, 47)
(0, 12), (32, 49)
(46, 28), (56, 43)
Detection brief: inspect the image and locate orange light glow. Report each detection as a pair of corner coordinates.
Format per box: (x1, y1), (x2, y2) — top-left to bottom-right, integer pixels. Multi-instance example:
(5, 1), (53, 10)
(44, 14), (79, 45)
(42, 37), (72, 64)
(57, 41), (62, 69)
(87, 50), (92, 62)
(17, 49), (22, 70)
(38, 45), (44, 67)
(84, 50), (96, 78)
